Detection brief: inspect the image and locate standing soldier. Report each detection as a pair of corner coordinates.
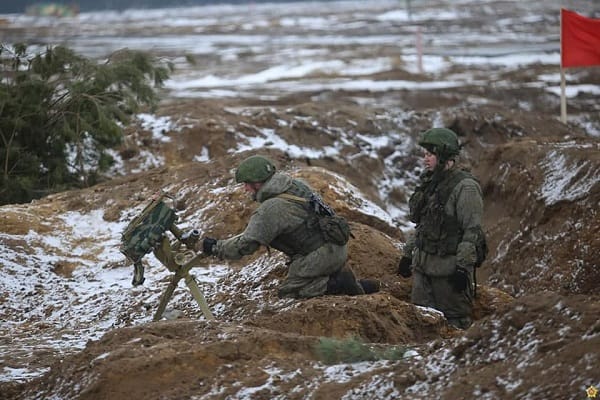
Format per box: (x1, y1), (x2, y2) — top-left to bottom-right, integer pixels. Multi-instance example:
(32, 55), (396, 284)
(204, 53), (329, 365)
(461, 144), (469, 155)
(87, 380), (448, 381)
(397, 128), (486, 329)
(202, 155), (380, 299)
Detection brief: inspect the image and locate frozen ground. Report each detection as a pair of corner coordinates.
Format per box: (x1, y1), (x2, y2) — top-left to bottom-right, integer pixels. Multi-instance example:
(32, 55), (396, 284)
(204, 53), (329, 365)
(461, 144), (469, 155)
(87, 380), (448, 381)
(0, 1), (599, 399)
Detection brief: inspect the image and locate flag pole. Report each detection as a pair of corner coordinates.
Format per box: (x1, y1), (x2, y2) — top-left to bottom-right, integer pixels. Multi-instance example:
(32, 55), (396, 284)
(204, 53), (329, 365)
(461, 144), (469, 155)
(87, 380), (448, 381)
(560, 68), (567, 123)
(560, 8), (567, 123)
(417, 26), (423, 74)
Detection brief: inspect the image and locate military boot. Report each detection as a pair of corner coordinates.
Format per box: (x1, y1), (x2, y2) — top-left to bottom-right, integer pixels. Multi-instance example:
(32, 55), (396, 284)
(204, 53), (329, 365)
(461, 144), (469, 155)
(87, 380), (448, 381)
(326, 266), (365, 296)
(359, 278), (381, 294)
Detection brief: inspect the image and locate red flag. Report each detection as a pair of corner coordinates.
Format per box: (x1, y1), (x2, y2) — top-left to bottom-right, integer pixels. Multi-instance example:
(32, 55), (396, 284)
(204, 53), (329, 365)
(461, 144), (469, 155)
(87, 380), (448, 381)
(561, 8), (600, 68)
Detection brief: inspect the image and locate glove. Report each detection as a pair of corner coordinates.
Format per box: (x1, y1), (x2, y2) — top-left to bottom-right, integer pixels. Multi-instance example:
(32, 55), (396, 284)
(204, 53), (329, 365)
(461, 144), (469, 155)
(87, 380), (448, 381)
(202, 237), (217, 256)
(450, 267), (470, 292)
(397, 256), (413, 278)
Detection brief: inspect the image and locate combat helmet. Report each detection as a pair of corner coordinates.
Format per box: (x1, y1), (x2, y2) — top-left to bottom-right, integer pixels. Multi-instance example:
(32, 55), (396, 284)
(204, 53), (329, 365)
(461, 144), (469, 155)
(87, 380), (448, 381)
(418, 128), (461, 160)
(235, 155), (276, 183)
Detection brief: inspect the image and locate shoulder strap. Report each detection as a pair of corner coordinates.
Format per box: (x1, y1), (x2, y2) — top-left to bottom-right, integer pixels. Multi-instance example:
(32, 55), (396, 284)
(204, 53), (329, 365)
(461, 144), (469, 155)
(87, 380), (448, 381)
(277, 192), (336, 217)
(276, 193), (308, 203)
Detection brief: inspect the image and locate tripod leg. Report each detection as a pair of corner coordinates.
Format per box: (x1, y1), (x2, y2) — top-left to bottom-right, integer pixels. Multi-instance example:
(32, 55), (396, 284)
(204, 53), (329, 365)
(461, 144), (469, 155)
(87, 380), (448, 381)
(184, 273), (215, 321)
(153, 275), (180, 321)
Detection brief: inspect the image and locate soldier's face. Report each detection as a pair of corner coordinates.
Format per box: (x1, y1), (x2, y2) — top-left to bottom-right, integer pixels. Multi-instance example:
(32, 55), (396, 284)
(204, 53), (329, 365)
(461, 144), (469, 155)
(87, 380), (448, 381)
(243, 182), (263, 195)
(423, 150), (438, 171)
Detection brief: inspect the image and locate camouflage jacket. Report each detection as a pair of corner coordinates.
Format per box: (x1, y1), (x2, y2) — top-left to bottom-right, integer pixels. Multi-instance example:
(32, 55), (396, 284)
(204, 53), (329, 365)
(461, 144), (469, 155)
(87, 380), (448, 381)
(214, 173), (325, 260)
(404, 167), (484, 277)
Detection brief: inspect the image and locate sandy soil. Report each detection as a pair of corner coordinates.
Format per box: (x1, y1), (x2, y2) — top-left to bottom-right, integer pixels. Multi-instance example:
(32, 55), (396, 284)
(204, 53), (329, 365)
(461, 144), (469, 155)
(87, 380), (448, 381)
(1, 1), (599, 399)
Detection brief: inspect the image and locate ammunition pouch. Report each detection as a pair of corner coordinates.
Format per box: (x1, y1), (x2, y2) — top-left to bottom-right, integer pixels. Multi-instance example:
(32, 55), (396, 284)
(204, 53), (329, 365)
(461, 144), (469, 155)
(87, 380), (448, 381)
(409, 172), (435, 224)
(415, 211), (461, 257)
(318, 215), (350, 246)
(277, 191), (351, 247)
(408, 190), (425, 223)
(308, 193), (350, 245)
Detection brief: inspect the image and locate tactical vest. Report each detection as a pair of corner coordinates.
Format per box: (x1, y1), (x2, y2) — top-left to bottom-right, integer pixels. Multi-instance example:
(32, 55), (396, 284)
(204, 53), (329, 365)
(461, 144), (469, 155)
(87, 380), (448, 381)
(268, 179), (325, 256)
(410, 169), (474, 257)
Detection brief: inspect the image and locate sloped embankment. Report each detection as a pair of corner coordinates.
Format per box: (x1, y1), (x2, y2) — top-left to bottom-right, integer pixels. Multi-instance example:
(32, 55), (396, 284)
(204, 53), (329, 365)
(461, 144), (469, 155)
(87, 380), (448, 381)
(437, 109), (600, 296)
(2, 106), (598, 399)
(3, 154), (513, 400)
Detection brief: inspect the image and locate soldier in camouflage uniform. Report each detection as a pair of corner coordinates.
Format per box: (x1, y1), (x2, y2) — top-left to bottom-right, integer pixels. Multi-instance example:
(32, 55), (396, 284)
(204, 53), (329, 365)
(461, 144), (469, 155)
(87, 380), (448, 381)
(397, 128), (486, 329)
(202, 155), (379, 299)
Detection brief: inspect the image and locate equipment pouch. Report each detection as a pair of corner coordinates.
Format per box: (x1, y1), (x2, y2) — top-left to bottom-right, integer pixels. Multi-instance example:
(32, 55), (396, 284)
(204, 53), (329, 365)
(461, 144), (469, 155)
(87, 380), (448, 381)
(472, 226), (488, 268)
(408, 190), (425, 223)
(277, 192), (350, 245)
(319, 215), (350, 245)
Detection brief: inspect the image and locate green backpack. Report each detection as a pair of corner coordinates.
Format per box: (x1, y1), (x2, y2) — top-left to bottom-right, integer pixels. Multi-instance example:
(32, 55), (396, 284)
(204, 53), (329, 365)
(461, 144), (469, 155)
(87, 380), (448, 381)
(120, 196), (177, 263)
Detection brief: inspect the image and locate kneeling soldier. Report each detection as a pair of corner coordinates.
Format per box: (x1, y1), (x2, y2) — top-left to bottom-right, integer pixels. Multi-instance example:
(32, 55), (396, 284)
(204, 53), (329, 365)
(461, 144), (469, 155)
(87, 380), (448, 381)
(203, 155), (379, 298)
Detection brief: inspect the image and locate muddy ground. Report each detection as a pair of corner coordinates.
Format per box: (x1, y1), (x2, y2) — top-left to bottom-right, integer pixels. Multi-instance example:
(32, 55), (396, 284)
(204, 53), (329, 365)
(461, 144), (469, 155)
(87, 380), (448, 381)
(1, 1), (599, 399)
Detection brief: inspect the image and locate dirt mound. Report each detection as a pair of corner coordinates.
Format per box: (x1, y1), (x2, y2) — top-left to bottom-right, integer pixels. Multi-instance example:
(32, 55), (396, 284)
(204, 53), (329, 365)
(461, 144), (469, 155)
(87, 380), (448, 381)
(14, 289), (593, 400)
(476, 134), (599, 296)
(2, 2), (600, 398)
(14, 290), (515, 400)
(439, 292), (600, 400)
(1, 147), (518, 400)
(3, 97), (599, 400)
(17, 322), (319, 400)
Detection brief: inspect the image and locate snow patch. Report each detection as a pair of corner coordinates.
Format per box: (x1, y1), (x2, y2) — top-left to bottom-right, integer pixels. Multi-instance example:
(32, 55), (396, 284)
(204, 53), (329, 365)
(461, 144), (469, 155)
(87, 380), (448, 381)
(136, 113), (181, 143)
(538, 149), (599, 206)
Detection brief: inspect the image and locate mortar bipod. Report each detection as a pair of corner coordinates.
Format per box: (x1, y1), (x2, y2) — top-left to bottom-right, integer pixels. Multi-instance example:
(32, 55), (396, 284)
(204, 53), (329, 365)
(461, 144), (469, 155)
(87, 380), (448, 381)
(152, 224), (215, 321)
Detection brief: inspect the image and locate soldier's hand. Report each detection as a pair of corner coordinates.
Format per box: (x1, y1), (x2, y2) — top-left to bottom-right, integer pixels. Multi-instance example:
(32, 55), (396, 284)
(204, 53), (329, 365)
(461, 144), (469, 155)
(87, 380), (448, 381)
(202, 237), (217, 256)
(397, 256), (413, 278)
(450, 267), (470, 291)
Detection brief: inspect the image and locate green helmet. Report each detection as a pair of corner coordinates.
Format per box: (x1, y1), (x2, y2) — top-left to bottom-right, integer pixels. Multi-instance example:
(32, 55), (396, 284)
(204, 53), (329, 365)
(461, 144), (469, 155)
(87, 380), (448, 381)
(235, 155), (276, 183)
(418, 128), (460, 160)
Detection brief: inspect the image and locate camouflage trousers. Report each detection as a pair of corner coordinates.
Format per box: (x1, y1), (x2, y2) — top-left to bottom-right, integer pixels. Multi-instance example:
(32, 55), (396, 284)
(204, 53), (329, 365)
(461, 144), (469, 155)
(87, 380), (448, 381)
(411, 270), (474, 329)
(277, 242), (348, 299)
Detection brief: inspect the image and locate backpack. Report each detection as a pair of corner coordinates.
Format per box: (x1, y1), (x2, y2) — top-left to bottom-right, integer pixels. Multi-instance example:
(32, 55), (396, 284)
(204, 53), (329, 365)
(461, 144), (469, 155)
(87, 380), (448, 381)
(120, 196), (177, 263)
(277, 192), (351, 246)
